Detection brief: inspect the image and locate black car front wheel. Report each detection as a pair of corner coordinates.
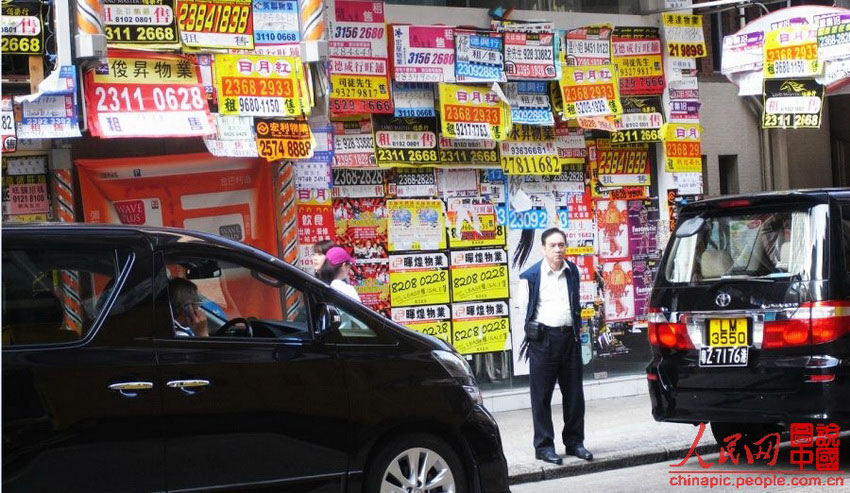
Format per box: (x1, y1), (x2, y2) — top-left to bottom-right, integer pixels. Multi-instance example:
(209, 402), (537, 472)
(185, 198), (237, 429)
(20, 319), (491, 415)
(365, 433), (467, 493)
(710, 422), (783, 450)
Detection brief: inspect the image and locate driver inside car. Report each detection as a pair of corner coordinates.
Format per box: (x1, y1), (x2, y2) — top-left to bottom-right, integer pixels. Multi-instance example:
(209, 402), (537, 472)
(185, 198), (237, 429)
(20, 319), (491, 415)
(169, 277), (209, 337)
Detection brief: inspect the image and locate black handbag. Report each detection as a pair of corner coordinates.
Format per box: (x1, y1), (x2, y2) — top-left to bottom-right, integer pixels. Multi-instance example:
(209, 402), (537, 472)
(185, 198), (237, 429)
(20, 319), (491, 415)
(525, 321), (543, 342)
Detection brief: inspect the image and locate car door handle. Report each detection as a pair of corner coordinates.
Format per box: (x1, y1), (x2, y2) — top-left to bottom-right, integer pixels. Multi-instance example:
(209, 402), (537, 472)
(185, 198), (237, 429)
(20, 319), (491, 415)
(108, 381), (154, 398)
(167, 379), (210, 395)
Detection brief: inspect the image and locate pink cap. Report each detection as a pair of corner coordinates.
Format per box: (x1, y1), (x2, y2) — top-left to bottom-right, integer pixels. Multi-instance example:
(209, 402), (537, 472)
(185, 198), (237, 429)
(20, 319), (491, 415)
(325, 246), (354, 266)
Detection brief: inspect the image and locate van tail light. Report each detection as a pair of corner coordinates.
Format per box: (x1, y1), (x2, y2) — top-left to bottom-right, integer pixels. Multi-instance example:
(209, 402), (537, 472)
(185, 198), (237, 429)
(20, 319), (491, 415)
(763, 301), (850, 349)
(648, 308), (694, 350)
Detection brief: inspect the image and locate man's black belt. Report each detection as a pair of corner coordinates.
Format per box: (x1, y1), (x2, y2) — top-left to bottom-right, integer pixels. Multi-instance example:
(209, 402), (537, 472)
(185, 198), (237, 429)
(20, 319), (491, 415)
(538, 323), (573, 333)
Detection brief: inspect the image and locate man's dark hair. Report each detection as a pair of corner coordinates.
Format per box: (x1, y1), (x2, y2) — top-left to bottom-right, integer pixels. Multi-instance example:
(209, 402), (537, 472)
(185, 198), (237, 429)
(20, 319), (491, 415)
(541, 227), (567, 245)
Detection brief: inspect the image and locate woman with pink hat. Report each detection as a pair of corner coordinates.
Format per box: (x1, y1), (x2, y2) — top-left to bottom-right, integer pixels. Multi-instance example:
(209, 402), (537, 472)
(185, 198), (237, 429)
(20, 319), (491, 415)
(317, 246), (361, 302)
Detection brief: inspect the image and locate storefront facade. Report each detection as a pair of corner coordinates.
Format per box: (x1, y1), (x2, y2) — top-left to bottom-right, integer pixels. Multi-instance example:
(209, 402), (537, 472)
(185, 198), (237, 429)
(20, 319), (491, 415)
(3, 0), (848, 403)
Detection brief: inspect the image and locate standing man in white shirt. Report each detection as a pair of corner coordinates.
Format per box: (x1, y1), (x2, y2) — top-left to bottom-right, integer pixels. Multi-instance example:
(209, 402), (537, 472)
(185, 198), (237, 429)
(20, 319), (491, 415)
(517, 227), (592, 465)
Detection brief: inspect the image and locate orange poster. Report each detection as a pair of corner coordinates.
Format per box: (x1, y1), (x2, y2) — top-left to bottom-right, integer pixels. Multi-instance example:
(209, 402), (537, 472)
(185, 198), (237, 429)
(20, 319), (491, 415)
(75, 153), (277, 254)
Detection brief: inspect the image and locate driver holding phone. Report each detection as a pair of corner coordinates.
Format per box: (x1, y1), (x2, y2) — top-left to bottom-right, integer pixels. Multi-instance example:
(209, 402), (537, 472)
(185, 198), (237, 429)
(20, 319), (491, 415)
(169, 278), (210, 337)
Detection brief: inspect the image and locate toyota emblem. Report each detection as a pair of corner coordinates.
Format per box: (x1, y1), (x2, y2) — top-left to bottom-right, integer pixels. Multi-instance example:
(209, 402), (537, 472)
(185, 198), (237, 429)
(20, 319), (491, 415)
(715, 292), (732, 308)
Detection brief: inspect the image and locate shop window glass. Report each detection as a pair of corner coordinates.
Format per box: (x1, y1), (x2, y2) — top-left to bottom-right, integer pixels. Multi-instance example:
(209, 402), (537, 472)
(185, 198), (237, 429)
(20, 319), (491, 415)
(2, 248), (128, 345)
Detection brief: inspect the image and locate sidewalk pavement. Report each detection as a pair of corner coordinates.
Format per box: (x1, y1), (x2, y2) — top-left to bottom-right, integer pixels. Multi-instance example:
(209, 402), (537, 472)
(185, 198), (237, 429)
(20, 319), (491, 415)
(492, 394), (719, 485)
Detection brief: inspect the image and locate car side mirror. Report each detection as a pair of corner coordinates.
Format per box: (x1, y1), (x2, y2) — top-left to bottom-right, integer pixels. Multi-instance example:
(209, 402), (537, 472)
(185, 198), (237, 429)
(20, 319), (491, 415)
(317, 303), (341, 336)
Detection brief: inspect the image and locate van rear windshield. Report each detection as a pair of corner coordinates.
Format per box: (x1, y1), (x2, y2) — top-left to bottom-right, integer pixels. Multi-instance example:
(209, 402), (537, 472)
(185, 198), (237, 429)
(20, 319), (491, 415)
(664, 205), (825, 284)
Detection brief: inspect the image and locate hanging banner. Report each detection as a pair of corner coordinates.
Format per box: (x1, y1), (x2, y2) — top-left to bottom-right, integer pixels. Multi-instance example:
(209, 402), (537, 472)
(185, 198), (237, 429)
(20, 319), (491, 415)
(386, 198), (447, 251)
(611, 27), (664, 96)
(333, 197), (388, 263)
(15, 66), (82, 140)
(500, 125), (559, 175)
(103, 0), (180, 49)
(329, 0), (387, 58)
(1, 1), (44, 54)
(450, 248), (509, 302)
(388, 167), (437, 197)
(389, 253), (451, 306)
(446, 197), (505, 248)
(438, 83), (511, 141)
(438, 136), (499, 166)
(372, 115), (439, 166)
(596, 199), (630, 259)
(76, 153), (277, 253)
(817, 14), (850, 62)
(329, 57), (393, 114)
(254, 118), (312, 161)
(596, 142), (651, 187)
(764, 25), (820, 78)
(85, 52), (214, 138)
(351, 261), (390, 316)
(668, 99), (701, 123)
(628, 199), (659, 259)
(721, 31), (764, 74)
(176, 0), (254, 50)
(566, 189), (595, 254)
(204, 114), (259, 157)
(454, 30), (506, 83)
(611, 97), (664, 143)
(391, 24), (456, 83)
(214, 54), (303, 117)
(1, 97), (16, 153)
(505, 81), (554, 126)
(554, 122), (586, 164)
(559, 65), (623, 119)
(252, 0), (301, 55)
(503, 30), (556, 80)
(662, 123), (702, 172)
(328, 0), (392, 115)
(762, 78), (823, 129)
(661, 13), (707, 58)
(297, 203), (334, 249)
(632, 258), (658, 320)
(2, 155), (49, 219)
(391, 304), (452, 344)
(563, 25), (612, 66)
(332, 168), (385, 197)
(601, 260), (635, 322)
(392, 82), (436, 118)
(333, 118), (376, 168)
(451, 301), (510, 355)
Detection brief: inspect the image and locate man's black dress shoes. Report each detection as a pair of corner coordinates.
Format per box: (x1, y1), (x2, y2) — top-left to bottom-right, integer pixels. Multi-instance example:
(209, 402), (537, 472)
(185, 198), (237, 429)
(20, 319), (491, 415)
(565, 443), (593, 461)
(535, 449), (563, 465)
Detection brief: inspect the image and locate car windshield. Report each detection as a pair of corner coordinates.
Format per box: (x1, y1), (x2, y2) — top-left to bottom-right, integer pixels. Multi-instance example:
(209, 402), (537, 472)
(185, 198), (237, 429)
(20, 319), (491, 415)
(664, 206), (822, 283)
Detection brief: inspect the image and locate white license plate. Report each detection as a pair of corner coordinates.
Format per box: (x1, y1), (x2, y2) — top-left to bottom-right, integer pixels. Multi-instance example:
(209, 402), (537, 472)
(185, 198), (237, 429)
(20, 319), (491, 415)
(699, 346), (749, 367)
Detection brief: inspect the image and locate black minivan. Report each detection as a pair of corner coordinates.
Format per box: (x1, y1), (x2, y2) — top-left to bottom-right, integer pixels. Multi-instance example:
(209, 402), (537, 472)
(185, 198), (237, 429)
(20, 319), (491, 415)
(2, 224), (508, 492)
(648, 189), (850, 444)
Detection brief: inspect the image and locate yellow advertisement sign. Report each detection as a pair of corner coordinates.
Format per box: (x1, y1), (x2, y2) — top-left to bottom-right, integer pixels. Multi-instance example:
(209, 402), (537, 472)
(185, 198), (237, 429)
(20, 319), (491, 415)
(391, 304), (452, 345)
(214, 54), (302, 117)
(451, 264), (509, 302)
(661, 14), (707, 58)
(407, 320), (452, 345)
(559, 65), (623, 119)
(389, 269), (450, 306)
(662, 123), (702, 172)
(500, 125), (561, 175)
(438, 83), (511, 141)
(452, 316), (510, 355)
(763, 26), (819, 79)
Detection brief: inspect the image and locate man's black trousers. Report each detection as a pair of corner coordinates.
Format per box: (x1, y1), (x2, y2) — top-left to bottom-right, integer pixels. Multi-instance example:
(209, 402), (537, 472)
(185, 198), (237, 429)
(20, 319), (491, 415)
(528, 327), (585, 453)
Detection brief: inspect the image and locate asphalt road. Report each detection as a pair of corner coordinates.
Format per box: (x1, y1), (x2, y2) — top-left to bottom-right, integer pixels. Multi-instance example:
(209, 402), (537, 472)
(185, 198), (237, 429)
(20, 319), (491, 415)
(512, 433), (850, 492)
